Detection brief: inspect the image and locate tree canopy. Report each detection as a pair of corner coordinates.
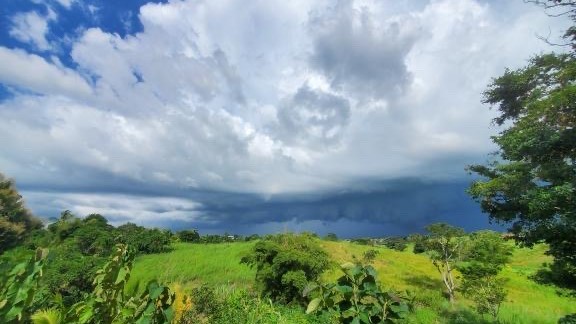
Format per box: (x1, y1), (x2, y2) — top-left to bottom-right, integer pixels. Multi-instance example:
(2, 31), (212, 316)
(0, 173), (42, 254)
(468, 0), (576, 287)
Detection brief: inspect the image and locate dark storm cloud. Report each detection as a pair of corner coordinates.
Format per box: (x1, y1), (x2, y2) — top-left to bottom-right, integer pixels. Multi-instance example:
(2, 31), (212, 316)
(165, 178), (501, 237)
(21, 176), (496, 237)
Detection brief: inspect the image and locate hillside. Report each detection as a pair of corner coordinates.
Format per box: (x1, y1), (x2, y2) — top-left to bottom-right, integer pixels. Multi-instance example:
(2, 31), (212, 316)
(127, 240), (576, 323)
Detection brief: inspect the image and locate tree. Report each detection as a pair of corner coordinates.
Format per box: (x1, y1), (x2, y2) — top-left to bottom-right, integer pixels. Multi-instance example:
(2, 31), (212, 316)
(459, 231), (513, 319)
(423, 223), (466, 303)
(240, 233), (330, 305)
(467, 2), (576, 287)
(0, 173), (42, 253)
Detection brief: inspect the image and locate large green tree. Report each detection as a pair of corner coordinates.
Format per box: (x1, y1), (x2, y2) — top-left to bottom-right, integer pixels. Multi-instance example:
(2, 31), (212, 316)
(468, 0), (576, 286)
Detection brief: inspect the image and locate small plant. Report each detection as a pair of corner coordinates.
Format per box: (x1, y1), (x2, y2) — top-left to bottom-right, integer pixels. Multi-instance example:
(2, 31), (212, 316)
(363, 250), (379, 264)
(305, 263), (409, 323)
(462, 277), (506, 319)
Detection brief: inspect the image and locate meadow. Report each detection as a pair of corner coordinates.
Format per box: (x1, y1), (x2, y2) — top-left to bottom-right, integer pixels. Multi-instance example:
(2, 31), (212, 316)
(127, 240), (576, 323)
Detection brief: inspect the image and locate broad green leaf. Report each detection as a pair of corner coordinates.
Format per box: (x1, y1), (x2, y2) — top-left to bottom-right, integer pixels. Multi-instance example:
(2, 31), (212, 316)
(306, 297), (321, 314)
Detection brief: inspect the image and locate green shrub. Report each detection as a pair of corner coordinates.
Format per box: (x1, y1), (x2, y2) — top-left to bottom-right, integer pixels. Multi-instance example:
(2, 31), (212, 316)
(177, 230), (200, 243)
(381, 237), (407, 252)
(362, 250), (379, 264)
(241, 233), (330, 305)
(305, 262), (410, 323)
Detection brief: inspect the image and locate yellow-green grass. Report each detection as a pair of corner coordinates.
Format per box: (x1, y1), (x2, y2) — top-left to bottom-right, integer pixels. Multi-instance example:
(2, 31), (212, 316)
(128, 240), (576, 323)
(127, 241), (256, 293)
(320, 241), (576, 324)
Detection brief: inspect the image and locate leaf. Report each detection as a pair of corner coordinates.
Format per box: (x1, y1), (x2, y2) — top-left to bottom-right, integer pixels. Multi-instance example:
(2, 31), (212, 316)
(302, 282), (318, 297)
(306, 297), (321, 314)
(149, 285), (165, 300)
(341, 307), (356, 318)
(365, 266), (377, 279)
(359, 311), (371, 323)
(114, 267), (128, 285)
(341, 262), (356, 270)
(336, 285), (353, 294)
(163, 307), (175, 322)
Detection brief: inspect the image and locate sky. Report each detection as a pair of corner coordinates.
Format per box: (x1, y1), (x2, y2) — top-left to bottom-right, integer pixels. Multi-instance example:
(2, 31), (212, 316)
(0, 0), (571, 237)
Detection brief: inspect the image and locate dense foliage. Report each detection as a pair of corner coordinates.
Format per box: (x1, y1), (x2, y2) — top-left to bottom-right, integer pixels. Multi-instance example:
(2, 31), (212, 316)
(468, 0), (576, 289)
(177, 229), (200, 243)
(65, 244), (175, 324)
(0, 173), (42, 253)
(0, 248), (47, 323)
(0, 245), (175, 324)
(0, 210), (173, 309)
(241, 233), (331, 305)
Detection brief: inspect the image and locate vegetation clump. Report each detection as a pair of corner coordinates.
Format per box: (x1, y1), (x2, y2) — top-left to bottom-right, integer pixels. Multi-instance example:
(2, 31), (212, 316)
(241, 232), (331, 305)
(305, 262), (410, 323)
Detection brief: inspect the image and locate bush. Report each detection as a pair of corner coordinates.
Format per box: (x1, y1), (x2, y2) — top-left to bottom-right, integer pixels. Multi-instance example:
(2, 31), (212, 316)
(351, 238), (371, 245)
(413, 241), (426, 254)
(177, 230), (200, 243)
(241, 233), (330, 305)
(407, 234), (427, 254)
(323, 233), (338, 241)
(382, 237), (407, 251)
(363, 249), (379, 263)
(305, 263), (410, 323)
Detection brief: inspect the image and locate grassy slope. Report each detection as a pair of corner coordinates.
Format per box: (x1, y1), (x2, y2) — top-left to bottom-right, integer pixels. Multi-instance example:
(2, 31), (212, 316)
(127, 242), (256, 293)
(129, 240), (576, 323)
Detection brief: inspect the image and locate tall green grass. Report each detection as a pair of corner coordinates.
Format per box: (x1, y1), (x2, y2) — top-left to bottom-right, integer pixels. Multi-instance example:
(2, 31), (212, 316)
(129, 240), (576, 323)
(320, 241), (576, 323)
(127, 242), (256, 293)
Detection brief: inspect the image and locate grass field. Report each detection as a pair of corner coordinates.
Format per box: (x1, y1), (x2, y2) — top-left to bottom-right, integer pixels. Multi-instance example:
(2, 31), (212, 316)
(127, 241), (256, 293)
(128, 240), (576, 323)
